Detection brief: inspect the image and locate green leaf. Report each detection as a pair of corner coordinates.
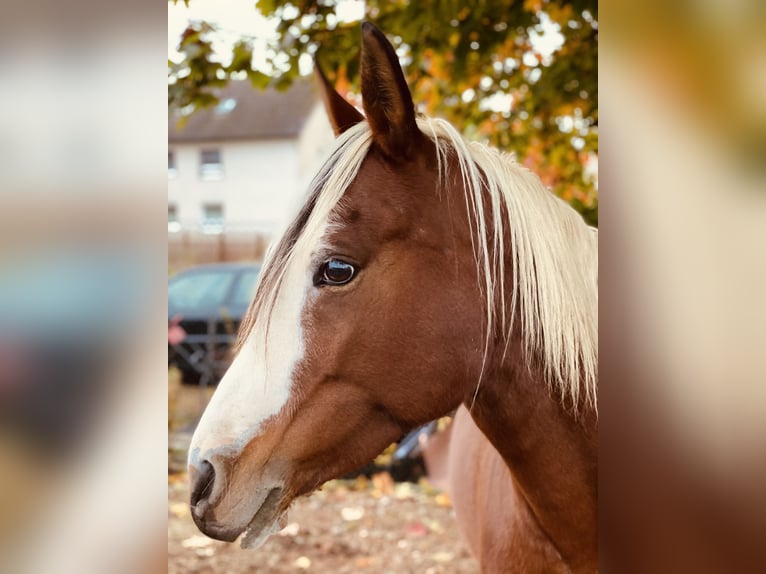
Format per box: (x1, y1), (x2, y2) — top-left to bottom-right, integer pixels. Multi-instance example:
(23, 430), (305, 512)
(247, 70), (271, 90)
(168, 0), (598, 220)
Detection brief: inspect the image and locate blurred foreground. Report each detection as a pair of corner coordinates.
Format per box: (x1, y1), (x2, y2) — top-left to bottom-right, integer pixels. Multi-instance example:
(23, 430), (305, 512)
(0, 1), (167, 572)
(601, 0), (766, 571)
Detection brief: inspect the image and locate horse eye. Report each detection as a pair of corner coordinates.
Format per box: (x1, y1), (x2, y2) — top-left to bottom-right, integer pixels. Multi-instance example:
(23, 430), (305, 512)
(318, 259), (356, 286)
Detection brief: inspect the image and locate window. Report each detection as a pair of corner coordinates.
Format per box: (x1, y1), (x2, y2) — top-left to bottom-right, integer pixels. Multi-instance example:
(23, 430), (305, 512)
(199, 149), (223, 180)
(168, 151), (177, 178)
(168, 204), (181, 233)
(202, 203), (224, 234)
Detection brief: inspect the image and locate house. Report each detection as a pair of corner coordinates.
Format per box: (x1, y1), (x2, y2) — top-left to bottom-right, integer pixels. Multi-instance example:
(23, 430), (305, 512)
(168, 80), (335, 265)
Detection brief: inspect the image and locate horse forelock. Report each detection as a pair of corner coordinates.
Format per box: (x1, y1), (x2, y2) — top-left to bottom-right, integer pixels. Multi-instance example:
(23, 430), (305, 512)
(238, 116), (597, 413)
(236, 122), (373, 356)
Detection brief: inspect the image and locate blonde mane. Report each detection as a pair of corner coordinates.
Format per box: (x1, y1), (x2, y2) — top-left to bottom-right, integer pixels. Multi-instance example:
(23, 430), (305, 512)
(240, 117), (598, 413)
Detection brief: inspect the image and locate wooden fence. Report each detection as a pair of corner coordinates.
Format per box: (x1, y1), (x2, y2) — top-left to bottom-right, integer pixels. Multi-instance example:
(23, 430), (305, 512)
(168, 229), (271, 272)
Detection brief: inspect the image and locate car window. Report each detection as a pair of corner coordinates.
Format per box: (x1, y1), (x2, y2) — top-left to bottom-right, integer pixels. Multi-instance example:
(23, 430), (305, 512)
(231, 270), (259, 307)
(168, 271), (236, 312)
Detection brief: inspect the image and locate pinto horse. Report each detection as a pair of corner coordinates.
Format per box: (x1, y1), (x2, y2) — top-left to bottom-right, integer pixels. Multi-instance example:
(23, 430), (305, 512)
(188, 22), (598, 573)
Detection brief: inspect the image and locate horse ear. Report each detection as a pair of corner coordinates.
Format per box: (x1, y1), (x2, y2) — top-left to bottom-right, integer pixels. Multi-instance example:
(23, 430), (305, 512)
(360, 22), (421, 158)
(313, 57), (364, 136)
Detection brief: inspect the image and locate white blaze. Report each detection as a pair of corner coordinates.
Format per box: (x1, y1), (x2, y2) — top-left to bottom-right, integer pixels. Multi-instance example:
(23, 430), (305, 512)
(188, 121), (373, 467)
(188, 245), (315, 466)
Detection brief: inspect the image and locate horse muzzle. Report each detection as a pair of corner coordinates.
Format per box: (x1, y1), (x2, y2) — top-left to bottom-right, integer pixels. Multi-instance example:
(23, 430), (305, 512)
(188, 460), (240, 542)
(188, 457), (287, 547)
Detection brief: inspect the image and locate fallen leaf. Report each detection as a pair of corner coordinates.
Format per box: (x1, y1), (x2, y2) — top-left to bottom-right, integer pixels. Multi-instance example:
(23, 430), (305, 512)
(394, 482), (414, 499)
(432, 551), (454, 562)
(353, 475), (370, 491)
(181, 535), (213, 549)
(405, 522), (429, 537)
(169, 502), (189, 518)
(425, 519), (445, 534)
(279, 522), (300, 536)
(195, 547), (215, 557)
(371, 472), (394, 496)
(341, 506), (365, 521)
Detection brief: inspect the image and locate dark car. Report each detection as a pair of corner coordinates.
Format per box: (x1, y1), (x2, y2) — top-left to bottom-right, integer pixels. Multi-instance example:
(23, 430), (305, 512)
(168, 263), (260, 384)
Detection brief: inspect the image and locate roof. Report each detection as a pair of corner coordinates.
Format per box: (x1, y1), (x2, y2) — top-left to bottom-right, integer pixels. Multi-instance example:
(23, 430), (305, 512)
(169, 80), (318, 143)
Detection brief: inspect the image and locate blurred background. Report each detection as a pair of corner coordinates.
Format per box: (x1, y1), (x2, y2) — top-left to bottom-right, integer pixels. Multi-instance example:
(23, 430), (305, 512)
(0, 1), (167, 573)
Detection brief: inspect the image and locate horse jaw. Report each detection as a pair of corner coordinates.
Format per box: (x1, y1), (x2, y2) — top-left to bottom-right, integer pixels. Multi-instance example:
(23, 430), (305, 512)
(240, 487), (289, 549)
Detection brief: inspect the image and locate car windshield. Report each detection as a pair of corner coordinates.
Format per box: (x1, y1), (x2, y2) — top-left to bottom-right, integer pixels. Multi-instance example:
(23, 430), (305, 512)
(168, 270), (236, 312)
(231, 270), (259, 307)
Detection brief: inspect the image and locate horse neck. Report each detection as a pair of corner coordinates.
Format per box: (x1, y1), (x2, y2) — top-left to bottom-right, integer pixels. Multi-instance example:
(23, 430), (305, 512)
(465, 334), (598, 571)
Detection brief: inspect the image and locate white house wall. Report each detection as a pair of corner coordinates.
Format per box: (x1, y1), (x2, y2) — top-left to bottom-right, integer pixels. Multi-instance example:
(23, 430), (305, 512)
(168, 138), (303, 235)
(297, 104), (336, 185)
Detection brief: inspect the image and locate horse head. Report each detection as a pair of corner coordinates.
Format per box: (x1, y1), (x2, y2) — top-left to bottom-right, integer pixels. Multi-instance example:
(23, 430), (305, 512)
(187, 23), (485, 547)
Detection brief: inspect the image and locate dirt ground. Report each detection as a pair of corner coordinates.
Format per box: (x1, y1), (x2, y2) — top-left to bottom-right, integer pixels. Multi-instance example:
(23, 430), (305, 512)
(168, 375), (477, 573)
(169, 472), (477, 574)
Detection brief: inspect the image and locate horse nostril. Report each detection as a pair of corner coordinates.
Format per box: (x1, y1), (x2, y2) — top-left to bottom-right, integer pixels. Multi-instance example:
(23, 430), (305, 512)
(190, 460), (216, 508)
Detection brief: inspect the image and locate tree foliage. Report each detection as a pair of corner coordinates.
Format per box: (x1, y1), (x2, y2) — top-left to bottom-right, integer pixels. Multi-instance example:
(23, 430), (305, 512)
(169, 1), (598, 225)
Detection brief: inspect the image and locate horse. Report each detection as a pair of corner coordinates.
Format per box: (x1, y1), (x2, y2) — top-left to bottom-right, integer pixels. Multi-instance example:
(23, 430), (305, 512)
(187, 22), (598, 573)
